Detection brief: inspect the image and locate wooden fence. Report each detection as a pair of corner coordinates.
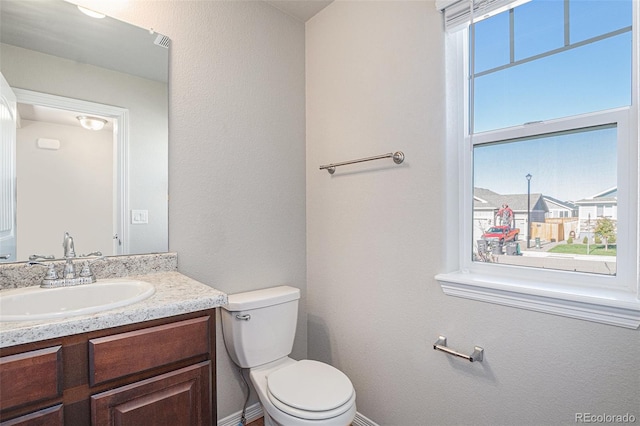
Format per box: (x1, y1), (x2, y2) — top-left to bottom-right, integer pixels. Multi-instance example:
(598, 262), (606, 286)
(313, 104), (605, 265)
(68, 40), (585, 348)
(530, 219), (579, 242)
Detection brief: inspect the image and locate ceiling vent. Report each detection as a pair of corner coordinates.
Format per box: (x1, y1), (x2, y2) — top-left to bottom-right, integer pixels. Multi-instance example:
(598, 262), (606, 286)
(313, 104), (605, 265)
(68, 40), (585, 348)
(154, 34), (170, 49)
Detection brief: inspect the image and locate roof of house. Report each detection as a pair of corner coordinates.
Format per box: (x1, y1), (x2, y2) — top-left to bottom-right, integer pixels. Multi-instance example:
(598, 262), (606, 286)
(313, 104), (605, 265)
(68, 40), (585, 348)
(542, 195), (578, 210)
(590, 186), (617, 198)
(575, 197), (618, 205)
(474, 188), (545, 212)
(575, 187), (618, 204)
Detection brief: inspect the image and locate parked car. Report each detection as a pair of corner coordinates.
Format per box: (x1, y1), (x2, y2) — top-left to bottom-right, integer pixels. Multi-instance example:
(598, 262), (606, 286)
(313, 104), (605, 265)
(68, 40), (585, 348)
(482, 226), (520, 244)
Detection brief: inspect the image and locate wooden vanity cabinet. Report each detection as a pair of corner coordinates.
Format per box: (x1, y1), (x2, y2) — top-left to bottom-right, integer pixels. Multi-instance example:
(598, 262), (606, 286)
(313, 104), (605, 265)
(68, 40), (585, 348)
(0, 309), (216, 426)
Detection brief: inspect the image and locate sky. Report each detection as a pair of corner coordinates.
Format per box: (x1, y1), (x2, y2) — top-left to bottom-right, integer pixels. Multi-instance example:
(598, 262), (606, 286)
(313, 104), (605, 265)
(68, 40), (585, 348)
(473, 126), (617, 201)
(471, 0), (631, 202)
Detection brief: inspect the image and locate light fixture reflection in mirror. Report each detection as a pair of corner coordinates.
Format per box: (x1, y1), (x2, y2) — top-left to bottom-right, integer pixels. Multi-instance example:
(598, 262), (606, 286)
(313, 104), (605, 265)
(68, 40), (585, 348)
(77, 5), (106, 19)
(77, 115), (107, 131)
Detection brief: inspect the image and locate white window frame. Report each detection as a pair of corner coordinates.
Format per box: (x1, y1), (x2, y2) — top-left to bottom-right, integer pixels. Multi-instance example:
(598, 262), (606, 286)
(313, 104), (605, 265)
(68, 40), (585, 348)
(435, 0), (640, 329)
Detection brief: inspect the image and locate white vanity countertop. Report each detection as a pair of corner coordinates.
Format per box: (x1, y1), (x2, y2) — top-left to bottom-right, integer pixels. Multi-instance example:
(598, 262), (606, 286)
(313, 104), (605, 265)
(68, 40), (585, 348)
(0, 271), (227, 348)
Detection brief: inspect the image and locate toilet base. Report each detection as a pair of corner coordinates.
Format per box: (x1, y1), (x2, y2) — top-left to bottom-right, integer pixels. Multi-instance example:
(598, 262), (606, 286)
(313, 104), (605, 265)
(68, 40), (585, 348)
(260, 402), (357, 426)
(263, 411), (276, 426)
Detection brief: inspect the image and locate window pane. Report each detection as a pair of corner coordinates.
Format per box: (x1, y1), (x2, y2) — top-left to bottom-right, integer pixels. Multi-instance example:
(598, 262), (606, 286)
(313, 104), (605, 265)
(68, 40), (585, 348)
(570, 0), (632, 43)
(514, 0), (564, 61)
(472, 126), (617, 275)
(473, 11), (510, 74)
(473, 32), (631, 133)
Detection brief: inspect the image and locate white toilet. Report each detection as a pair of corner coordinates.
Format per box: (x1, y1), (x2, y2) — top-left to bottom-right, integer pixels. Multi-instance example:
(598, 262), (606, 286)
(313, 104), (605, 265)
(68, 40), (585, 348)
(221, 286), (356, 426)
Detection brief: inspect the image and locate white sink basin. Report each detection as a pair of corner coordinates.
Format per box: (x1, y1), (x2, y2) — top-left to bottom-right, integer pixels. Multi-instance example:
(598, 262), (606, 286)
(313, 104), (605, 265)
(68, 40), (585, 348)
(0, 279), (155, 322)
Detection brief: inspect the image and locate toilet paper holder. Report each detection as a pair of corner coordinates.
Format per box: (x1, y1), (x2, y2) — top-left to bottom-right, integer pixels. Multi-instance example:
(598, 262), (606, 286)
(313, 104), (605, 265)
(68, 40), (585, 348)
(433, 335), (484, 362)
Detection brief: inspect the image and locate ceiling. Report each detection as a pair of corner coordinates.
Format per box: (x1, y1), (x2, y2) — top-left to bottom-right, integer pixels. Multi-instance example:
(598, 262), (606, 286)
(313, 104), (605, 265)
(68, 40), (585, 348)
(265, 0), (333, 22)
(0, 0), (168, 83)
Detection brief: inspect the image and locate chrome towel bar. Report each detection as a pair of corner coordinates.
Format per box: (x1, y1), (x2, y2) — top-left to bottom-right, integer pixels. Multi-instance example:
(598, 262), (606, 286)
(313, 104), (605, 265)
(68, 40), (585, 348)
(319, 151), (404, 174)
(433, 336), (484, 362)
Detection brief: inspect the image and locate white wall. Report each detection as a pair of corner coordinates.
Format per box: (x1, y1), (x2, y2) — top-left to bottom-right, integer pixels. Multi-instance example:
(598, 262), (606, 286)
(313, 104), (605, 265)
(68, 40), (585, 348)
(307, 2), (638, 425)
(16, 119), (113, 258)
(73, 0), (307, 421)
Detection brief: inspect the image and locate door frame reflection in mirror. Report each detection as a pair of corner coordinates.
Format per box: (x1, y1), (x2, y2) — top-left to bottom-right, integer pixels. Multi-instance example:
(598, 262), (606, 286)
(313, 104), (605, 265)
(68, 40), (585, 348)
(14, 88), (129, 257)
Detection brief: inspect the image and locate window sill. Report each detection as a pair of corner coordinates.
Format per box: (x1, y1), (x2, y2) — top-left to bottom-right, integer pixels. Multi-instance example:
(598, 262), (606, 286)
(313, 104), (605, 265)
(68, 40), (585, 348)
(435, 271), (640, 329)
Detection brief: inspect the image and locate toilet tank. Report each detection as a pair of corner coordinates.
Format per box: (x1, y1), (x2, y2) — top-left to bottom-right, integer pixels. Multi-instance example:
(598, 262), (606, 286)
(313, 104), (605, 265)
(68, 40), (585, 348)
(221, 286), (300, 368)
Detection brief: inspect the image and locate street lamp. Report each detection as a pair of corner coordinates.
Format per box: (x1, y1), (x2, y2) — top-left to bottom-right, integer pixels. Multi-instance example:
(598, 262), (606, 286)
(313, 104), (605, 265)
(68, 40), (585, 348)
(526, 173), (532, 249)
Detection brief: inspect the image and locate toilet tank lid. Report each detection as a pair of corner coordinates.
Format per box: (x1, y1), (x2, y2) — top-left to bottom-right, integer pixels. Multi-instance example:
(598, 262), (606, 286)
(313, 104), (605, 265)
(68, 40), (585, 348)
(223, 286), (300, 311)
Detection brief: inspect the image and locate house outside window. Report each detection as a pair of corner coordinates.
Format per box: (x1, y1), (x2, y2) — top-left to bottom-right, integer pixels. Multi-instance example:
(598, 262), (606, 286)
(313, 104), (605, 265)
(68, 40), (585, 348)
(435, 0), (640, 328)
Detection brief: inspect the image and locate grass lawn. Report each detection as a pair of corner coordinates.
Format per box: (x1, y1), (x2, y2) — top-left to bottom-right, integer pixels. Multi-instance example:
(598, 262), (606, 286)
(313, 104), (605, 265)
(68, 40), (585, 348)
(548, 243), (617, 256)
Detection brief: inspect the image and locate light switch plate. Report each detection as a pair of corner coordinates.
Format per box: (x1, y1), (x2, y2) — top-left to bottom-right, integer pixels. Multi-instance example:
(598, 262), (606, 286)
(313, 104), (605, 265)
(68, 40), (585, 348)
(131, 209), (148, 224)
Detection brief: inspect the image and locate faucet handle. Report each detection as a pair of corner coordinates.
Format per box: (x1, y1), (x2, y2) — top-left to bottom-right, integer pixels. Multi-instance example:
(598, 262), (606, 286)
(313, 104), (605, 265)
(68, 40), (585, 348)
(79, 260), (100, 284)
(79, 261), (91, 276)
(44, 263), (59, 280)
(27, 262), (59, 280)
(79, 260), (94, 279)
(80, 251), (103, 258)
(29, 254), (55, 261)
(27, 261), (52, 268)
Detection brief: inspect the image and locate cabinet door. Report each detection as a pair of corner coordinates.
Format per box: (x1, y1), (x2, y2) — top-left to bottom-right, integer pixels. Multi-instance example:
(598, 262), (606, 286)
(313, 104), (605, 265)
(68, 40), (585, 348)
(91, 361), (211, 426)
(0, 346), (62, 412)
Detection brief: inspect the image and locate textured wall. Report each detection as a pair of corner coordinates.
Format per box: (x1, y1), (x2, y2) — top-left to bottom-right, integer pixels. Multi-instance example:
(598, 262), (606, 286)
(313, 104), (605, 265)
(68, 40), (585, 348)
(306, 1), (639, 425)
(74, 0), (307, 420)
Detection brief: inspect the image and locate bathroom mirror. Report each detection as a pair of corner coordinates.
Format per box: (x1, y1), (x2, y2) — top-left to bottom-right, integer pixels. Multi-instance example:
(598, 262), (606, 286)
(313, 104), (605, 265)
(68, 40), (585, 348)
(0, 0), (169, 262)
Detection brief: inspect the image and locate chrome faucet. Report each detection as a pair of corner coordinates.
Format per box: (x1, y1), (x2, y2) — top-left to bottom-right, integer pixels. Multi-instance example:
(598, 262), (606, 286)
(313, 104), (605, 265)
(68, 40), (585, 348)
(27, 232), (104, 288)
(63, 232), (77, 279)
(63, 232), (76, 258)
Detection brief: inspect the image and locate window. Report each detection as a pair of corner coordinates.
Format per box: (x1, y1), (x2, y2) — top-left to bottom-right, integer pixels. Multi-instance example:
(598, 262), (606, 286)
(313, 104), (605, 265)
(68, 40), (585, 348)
(436, 0), (640, 328)
(474, 122), (618, 275)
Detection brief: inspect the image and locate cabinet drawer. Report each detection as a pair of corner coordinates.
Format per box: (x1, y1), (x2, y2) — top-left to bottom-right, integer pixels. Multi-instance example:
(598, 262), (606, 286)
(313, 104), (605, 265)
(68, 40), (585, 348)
(0, 347), (62, 412)
(0, 404), (63, 426)
(89, 316), (210, 386)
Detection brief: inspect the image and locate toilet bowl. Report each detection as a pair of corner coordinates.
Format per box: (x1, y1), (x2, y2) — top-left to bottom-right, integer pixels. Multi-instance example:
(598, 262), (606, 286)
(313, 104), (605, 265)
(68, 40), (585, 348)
(220, 286), (356, 426)
(250, 358), (356, 426)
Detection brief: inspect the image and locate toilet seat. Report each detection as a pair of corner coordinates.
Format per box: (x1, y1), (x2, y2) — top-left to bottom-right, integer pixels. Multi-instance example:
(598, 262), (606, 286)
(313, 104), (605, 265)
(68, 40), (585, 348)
(267, 360), (355, 420)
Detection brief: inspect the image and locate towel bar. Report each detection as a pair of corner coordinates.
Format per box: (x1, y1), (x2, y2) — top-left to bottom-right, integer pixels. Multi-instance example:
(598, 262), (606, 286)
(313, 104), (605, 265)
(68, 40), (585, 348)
(433, 335), (484, 362)
(319, 151), (404, 174)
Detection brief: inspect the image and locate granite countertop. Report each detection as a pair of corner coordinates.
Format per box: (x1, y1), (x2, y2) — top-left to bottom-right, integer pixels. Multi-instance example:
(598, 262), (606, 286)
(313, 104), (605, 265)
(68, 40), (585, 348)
(0, 271), (227, 348)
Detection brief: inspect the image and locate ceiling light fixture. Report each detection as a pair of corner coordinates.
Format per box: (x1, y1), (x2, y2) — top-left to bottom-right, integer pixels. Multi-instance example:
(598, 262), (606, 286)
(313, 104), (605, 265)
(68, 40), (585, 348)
(77, 116), (107, 131)
(77, 5), (106, 19)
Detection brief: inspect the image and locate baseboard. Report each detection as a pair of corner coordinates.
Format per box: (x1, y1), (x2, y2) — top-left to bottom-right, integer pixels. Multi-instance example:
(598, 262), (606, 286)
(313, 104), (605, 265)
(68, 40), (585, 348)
(218, 402), (263, 426)
(217, 403), (379, 426)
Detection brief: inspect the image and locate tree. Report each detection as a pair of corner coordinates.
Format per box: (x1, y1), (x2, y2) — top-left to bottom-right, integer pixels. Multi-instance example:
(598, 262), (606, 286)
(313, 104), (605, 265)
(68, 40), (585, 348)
(594, 218), (616, 251)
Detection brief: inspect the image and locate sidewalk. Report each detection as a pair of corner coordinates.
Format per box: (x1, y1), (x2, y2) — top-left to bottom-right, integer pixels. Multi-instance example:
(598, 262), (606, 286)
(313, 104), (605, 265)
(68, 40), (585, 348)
(519, 239), (561, 253)
(496, 239), (617, 274)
